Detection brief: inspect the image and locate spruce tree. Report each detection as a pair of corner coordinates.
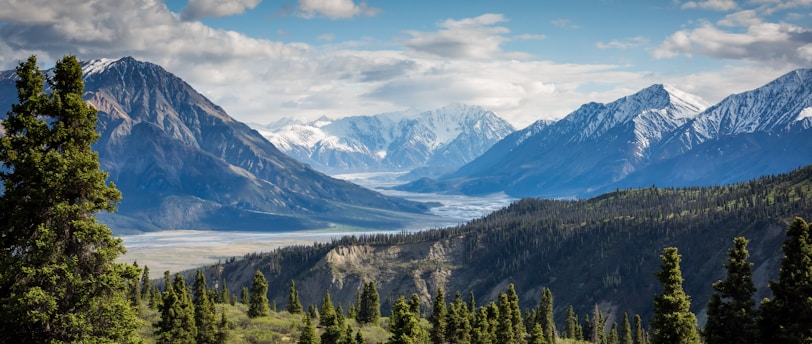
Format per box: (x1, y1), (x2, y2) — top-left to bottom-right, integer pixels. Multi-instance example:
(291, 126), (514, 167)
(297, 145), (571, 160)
(298, 314), (318, 344)
(621, 313), (633, 344)
(633, 315), (645, 344)
(194, 270), (218, 344)
(530, 322), (547, 344)
(155, 272), (197, 343)
(217, 307), (229, 344)
(409, 293), (422, 317)
(759, 217), (812, 344)
(703, 236), (757, 344)
(565, 305), (578, 339)
(319, 291), (343, 344)
(446, 291), (472, 344)
(472, 306), (494, 344)
(497, 292), (517, 344)
(537, 287), (555, 344)
(358, 281), (381, 325)
(650, 247), (700, 344)
(0, 55), (139, 343)
(507, 284), (527, 344)
(141, 265), (152, 300)
(355, 329), (366, 344)
(429, 287), (448, 344)
(608, 322), (619, 344)
(288, 279), (304, 314)
(247, 270), (270, 318)
(241, 286), (250, 305)
(388, 295), (423, 344)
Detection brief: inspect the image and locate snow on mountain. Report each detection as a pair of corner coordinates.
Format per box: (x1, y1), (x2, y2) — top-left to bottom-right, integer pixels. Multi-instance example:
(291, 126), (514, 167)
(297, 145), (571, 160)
(253, 104), (515, 177)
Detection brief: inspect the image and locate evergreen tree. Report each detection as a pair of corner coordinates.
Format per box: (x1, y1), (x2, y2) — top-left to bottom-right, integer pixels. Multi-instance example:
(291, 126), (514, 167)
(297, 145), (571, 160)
(704, 236), (757, 344)
(530, 323), (547, 344)
(633, 315), (645, 344)
(194, 270), (218, 344)
(497, 293), (516, 344)
(355, 329), (366, 344)
(650, 247), (700, 344)
(759, 217), (812, 344)
(288, 279), (304, 314)
(320, 291), (343, 344)
(472, 306), (494, 344)
(219, 279), (229, 304)
(141, 265), (152, 301)
(537, 288), (555, 344)
(621, 313), (633, 344)
(299, 314), (319, 344)
(129, 261), (142, 307)
(155, 272), (197, 343)
(409, 293), (422, 318)
(241, 286), (250, 305)
(608, 322), (619, 344)
(247, 270), (270, 318)
(507, 284), (527, 344)
(0, 55), (139, 343)
(565, 305), (578, 339)
(446, 291), (472, 344)
(217, 307), (229, 344)
(358, 281), (381, 325)
(388, 295), (423, 344)
(429, 287), (448, 344)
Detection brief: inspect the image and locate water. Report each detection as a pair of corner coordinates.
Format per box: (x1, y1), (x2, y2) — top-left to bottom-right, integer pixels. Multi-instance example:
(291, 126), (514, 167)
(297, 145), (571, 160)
(118, 171), (515, 273)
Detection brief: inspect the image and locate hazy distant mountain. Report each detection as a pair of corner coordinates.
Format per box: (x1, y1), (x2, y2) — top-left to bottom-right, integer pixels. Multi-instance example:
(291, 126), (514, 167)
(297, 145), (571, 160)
(252, 104), (515, 179)
(0, 57), (433, 233)
(398, 84), (710, 197)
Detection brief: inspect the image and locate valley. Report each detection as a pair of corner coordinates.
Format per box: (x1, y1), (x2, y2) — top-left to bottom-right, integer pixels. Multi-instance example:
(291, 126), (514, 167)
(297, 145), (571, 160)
(118, 172), (516, 273)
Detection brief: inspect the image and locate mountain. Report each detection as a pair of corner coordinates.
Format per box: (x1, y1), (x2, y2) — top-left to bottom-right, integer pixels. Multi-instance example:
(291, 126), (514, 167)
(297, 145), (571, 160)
(252, 104), (515, 179)
(0, 57), (434, 233)
(192, 165), (812, 325)
(399, 84), (709, 197)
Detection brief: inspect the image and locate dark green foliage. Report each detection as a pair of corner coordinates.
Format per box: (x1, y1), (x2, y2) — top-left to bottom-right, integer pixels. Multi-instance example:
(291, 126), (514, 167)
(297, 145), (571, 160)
(241, 286), (250, 305)
(288, 279), (304, 314)
(704, 237), (757, 344)
(247, 270), (270, 318)
(155, 272), (197, 343)
(633, 314), (646, 344)
(530, 322), (546, 344)
(621, 313), (633, 344)
(298, 314), (318, 344)
(355, 329), (366, 344)
(357, 281), (381, 325)
(388, 295), (424, 344)
(564, 305), (579, 339)
(429, 287), (447, 344)
(217, 307), (229, 344)
(759, 217), (812, 344)
(0, 55), (139, 343)
(497, 293), (516, 344)
(141, 265), (152, 300)
(409, 293), (422, 318)
(319, 291), (343, 344)
(651, 247), (700, 344)
(471, 305), (494, 344)
(194, 270), (219, 344)
(537, 287), (555, 344)
(446, 291), (472, 343)
(608, 322), (619, 344)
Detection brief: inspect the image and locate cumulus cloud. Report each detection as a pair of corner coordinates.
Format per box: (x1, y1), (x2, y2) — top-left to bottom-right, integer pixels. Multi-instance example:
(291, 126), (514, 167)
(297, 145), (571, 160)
(400, 14), (533, 60)
(297, 0), (379, 19)
(652, 15), (812, 66)
(681, 0), (738, 11)
(180, 0), (261, 21)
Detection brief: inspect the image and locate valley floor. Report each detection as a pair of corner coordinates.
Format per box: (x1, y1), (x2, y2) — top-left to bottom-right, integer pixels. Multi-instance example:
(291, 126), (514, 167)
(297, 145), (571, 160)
(117, 172), (515, 273)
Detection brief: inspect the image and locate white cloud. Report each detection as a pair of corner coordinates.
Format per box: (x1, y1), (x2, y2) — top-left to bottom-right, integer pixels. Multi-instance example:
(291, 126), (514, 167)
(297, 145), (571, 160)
(400, 14), (529, 60)
(717, 10), (762, 26)
(596, 36), (648, 49)
(297, 0), (379, 19)
(652, 18), (812, 66)
(180, 0), (261, 21)
(681, 0), (738, 11)
(551, 19), (581, 29)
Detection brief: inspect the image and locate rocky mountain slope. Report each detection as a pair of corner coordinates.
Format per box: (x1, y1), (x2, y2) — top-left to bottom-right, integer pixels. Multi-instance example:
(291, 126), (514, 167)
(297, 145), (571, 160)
(0, 57), (434, 233)
(195, 165), (812, 326)
(252, 104), (515, 179)
(398, 70), (812, 198)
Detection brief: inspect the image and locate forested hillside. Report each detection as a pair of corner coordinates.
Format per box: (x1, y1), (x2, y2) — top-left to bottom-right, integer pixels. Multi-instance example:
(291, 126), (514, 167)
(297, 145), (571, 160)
(197, 165), (812, 327)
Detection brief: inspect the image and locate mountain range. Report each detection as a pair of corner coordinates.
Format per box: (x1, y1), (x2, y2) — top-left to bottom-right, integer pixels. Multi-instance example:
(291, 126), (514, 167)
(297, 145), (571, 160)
(251, 104), (514, 180)
(397, 69), (812, 198)
(0, 57), (435, 233)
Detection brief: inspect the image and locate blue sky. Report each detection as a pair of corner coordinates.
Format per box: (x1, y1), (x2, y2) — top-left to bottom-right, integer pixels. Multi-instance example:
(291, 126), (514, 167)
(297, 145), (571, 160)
(0, 0), (810, 126)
